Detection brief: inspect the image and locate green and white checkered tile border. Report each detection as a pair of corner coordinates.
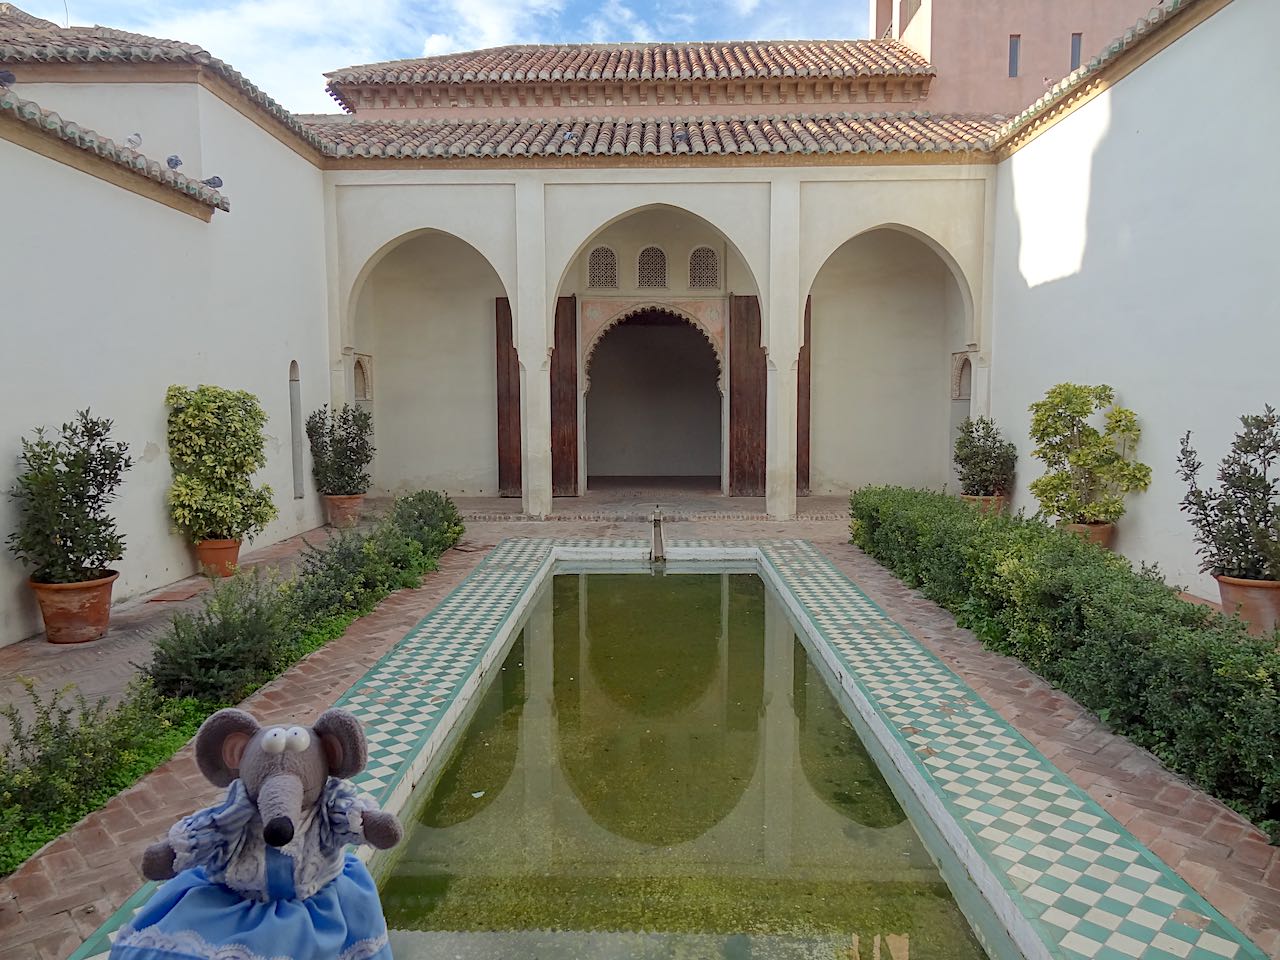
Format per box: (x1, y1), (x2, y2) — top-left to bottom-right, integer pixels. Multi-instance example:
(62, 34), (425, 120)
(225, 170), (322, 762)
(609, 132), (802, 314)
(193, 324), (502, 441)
(71, 538), (1266, 960)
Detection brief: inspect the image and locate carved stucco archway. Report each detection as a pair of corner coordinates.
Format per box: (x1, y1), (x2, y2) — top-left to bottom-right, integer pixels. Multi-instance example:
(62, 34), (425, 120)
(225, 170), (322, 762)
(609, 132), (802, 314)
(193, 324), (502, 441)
(581, 301), (726, 396)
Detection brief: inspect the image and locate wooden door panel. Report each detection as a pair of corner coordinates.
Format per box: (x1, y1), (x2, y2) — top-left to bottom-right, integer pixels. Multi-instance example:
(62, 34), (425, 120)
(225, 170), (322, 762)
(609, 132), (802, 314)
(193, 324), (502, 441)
(551, 295), (578, 497)
(729, 295), (766, 497)
(495, 297), (521, 497)
(797, 296), (812, 496)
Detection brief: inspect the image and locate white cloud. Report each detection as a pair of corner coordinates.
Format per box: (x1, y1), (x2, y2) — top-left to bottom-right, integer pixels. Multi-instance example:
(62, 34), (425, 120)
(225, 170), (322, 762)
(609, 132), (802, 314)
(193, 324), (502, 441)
(421, 32), (459, 56)
(585, 0), (656, 43)
(16, 0), (869, 113)
(418, 0), (565, 50)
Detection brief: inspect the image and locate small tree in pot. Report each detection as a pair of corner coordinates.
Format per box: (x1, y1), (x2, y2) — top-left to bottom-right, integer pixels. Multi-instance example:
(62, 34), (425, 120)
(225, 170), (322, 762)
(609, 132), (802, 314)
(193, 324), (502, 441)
(1028, 383), (1151, 548)
(7, 411), (133, 643)
(953, 416), (1017, 514)
(306, 404), (375, 528)
(166, 385), (277, 576)
(1178, 406), (1280, 637)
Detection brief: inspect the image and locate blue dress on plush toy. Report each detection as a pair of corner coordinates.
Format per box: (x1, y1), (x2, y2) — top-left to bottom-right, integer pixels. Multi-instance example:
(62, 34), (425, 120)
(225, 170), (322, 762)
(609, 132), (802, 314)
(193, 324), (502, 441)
(109, 779), (393, 960)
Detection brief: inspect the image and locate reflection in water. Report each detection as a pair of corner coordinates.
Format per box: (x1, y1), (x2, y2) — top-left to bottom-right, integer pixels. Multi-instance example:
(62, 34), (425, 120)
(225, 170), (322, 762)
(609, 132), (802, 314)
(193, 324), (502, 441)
(382, 574), (986, 960)
(793, 641), (906, 830)
(559, 573), (764, 845)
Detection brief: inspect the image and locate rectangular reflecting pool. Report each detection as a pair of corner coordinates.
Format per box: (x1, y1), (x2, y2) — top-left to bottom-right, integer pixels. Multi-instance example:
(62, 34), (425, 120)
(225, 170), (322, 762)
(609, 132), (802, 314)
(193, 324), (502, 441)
(377, 572), (988, 959)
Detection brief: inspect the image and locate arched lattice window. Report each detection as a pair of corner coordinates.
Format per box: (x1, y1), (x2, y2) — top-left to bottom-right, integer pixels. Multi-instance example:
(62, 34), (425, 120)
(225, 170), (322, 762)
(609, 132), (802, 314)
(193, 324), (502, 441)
(637, 246), (667, 288)
(587, 246), (618, 288)
(688, 246), (719, 288)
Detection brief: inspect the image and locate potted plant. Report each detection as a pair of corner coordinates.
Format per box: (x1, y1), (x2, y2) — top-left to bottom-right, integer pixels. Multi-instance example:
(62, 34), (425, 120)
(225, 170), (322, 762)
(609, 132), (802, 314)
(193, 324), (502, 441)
(7, 411), (133, 643)
(166, 385), (277, 576)
(1028, 383), (1151, 548)
(1177, 406), (1280, 636)
(953, 416), (1017, 514)
(306, 404), (375, 528)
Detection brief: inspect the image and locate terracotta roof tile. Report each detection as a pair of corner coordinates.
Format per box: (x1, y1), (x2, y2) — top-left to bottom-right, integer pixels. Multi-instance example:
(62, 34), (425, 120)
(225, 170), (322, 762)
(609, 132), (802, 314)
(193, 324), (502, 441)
(300, 111), (998, 160)
(0, 85), (230, 211)
(991, 0), (1210, 148)
(0, 10), (327, 154)
(324, 39), (934, 88)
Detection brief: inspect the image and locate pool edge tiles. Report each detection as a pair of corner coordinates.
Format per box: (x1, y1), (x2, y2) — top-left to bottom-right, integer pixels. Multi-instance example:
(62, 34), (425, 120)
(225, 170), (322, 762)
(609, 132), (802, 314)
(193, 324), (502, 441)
(70, 537), (1267, 960)
(752, 539), (1267, 960)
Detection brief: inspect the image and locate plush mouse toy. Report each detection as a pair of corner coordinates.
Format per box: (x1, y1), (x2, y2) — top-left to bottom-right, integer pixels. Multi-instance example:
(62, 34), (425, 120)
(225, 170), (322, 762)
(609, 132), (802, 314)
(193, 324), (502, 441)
(109, 707), (403, 960)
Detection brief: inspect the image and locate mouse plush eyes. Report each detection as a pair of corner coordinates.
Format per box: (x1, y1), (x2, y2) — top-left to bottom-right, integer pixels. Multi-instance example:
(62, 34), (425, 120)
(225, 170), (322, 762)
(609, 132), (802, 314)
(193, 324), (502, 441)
(261, 726), (311, 754)
(262, 727), (288, 754)
(285, 726), (311, 752)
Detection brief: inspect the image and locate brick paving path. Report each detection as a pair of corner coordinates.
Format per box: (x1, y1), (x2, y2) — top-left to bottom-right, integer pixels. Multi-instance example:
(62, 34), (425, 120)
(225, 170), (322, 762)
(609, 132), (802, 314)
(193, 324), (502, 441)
(0, 516), (1275, 958)
(0, 528), (337, 749)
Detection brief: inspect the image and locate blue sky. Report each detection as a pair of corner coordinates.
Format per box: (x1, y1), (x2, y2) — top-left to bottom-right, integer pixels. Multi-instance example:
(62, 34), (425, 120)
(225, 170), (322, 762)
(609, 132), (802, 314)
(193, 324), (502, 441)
(22, 0), (873, 113)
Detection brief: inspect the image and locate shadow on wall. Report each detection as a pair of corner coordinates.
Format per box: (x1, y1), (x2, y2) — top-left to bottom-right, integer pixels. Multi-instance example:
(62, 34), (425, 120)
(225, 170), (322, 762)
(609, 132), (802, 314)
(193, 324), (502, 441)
(992, 0), (1276, 594)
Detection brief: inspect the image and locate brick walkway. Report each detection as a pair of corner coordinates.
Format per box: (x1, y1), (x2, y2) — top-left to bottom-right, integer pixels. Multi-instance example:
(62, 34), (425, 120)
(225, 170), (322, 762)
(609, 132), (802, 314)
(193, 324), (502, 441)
(0, 528), (337, 749)
(0, 517), (1276, 959)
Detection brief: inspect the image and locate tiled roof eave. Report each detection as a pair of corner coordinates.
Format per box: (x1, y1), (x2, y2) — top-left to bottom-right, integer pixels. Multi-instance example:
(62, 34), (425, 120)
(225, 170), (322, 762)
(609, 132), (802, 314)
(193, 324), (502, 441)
(305, 111), (1001, 162)
(324, 39), (936, 89)
(0, 26), (330, 154)
(0, 86), (231, 211)
(989, 0), (1214, 150)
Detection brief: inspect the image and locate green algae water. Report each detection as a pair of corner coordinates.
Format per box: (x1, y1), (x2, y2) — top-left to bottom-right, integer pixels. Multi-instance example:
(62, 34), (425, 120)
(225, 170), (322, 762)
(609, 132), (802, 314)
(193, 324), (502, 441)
(379, 573), (988, 959)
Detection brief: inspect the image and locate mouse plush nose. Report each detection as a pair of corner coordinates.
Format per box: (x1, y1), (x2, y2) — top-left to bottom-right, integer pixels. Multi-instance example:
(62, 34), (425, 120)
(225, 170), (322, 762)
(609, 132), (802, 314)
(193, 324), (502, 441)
(255, 772), (304, 848)
(263, 816), (295, 847)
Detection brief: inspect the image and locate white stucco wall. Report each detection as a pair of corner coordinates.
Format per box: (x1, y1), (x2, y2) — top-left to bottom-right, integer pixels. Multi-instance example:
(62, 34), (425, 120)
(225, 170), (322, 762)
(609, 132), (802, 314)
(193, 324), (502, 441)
(353, 231), (505, 495)
(17, 81), (206, 175)
(0, 87), (328, 648)
(586, 322), (722, 478)
(989, 0), (1277, 596)
(809, 229), (968, 494)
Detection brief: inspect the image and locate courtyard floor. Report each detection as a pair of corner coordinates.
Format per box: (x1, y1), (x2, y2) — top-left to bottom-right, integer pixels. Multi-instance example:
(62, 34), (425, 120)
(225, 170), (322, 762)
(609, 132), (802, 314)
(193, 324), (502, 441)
(0, 510), (1276, 958)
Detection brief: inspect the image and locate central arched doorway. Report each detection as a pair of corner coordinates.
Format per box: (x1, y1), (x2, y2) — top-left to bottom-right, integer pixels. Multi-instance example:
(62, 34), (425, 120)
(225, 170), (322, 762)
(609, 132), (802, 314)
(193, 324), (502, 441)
(585, 307), (723, 492)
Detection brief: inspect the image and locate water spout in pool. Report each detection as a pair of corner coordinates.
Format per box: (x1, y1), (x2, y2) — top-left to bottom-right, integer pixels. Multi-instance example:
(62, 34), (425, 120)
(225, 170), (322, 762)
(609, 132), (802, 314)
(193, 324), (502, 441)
(650, 505), (665, 570)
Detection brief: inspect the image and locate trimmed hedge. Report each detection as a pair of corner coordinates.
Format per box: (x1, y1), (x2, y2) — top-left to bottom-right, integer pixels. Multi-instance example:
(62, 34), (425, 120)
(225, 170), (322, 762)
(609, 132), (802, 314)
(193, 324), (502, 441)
(849, 486), (1280, 839)
(0, 491), (465, 876)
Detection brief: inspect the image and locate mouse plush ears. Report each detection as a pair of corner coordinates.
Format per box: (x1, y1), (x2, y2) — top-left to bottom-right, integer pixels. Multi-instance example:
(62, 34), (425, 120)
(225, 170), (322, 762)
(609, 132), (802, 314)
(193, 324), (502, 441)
(194, 709), (261, 787)
(313, 708), (368, 779)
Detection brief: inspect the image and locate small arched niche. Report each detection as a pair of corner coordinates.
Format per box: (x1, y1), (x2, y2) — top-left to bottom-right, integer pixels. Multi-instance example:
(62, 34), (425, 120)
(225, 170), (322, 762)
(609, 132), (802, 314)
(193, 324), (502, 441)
(353, 355), (372, 402)
(288, 361), (303, 499)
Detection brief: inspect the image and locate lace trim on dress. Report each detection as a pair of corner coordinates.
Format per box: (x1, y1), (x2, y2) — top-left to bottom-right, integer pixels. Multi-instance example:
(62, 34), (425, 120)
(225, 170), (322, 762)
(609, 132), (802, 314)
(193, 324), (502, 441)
(113, 926), (388, 960)
(112, 926), (291, 960)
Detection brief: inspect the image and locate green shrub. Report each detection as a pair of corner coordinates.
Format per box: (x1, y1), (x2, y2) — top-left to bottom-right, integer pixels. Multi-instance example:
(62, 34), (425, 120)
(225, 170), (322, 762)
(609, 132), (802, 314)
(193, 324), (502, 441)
(1028, 383), (1151, 524)
(0, 490), (465, 877)
(148, 569), (292, 704)
(1178, 407), (1280, 581)
(150, 492), (462, 706)
(7, 410), (133, 583)
(391, 490), (465, 557)
(953, 416), (1017, 497)
(166, 384), (277, 543)
(284, 523), (427, 627)
(850, 485), (1280, 838)
(306, 404), (375, 496)
(0, 678), (203, 875)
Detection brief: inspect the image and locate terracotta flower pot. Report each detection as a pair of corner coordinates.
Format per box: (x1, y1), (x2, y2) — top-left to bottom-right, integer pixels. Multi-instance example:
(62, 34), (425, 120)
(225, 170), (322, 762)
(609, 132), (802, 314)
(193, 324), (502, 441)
(28, 570), (119, 644)
(195, 539), (241, 577)
(1215, 575), (1280, 638)
(323, 493), (365, 529)
(1061, 522), (1116, 549)
(960, 493), (1008, 516)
